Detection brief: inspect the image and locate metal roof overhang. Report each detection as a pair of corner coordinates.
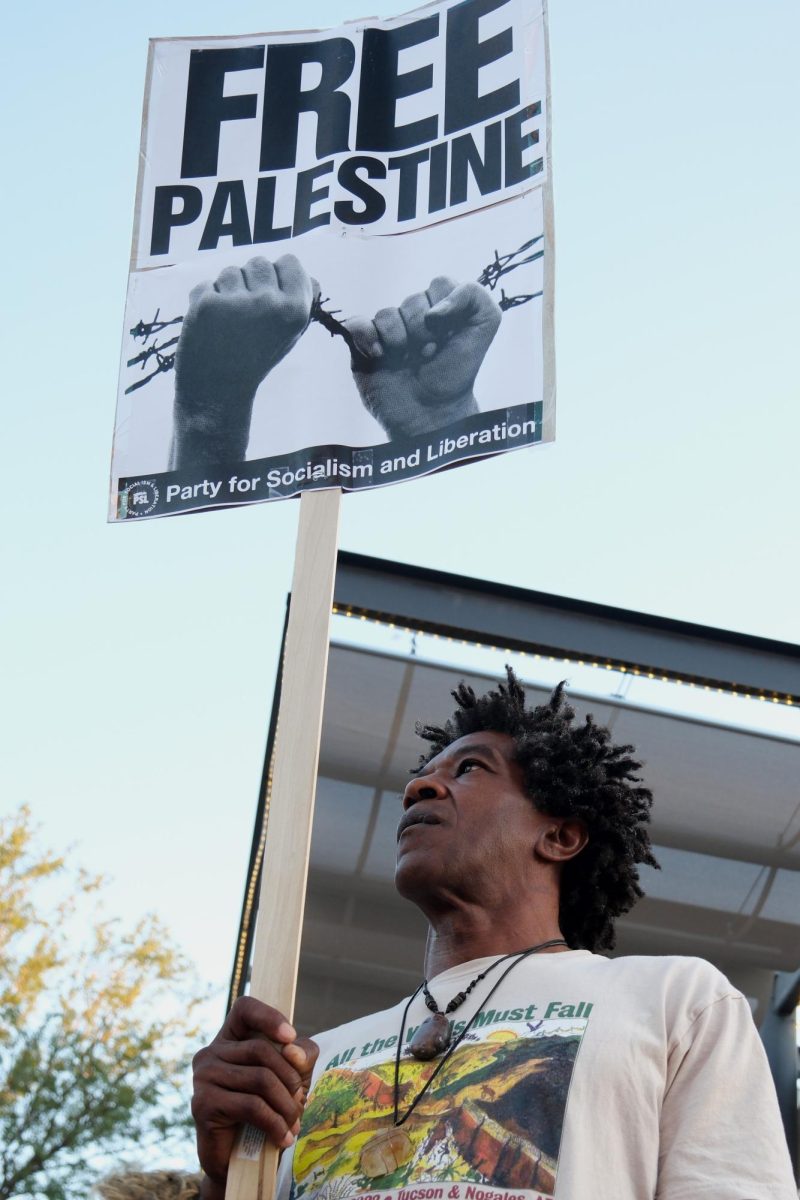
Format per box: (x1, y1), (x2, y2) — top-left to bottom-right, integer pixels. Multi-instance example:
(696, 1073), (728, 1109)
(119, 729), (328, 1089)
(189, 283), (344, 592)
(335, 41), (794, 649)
(234, 553), (800, 1040)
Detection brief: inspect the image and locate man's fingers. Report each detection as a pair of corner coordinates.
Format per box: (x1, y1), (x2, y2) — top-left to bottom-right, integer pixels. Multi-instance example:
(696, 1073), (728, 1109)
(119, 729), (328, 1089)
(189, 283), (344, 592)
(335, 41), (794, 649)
(374, 307), (409, 356)
(193, 1085), (297, 1149)
(344, 316), (383, 361)
(188, 281), (214, 308)
(201, 1038), (303, 1092)
(199, 1061), (302, 1124)
(275, 253), (313, 312)
(284, 1036), (319, 1081)
(425, 281), (500, 332)
(223, 996), (296, 1045)
(214, 266), (247, 295)
(225, 996), (296, 1041)
(294, 1036), (320, 1067)
(241, 257), (278, 292)
(426, 275), (458, 307)
(399, 292), (432, 341)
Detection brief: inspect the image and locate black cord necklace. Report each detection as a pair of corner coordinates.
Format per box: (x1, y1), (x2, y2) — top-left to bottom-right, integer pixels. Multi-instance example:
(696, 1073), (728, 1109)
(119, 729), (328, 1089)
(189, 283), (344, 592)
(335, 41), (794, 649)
(408, 958), (507, 1060)
(358, 938), (567, 1178)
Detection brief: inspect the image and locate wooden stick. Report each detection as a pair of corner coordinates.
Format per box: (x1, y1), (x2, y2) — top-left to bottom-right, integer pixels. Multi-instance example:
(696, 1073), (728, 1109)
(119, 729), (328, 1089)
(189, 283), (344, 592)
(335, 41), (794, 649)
(224, 487), (342, 1200)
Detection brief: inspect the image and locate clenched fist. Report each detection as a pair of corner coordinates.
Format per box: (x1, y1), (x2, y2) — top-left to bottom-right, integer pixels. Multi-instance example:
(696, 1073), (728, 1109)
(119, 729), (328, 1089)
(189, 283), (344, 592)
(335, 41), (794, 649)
(345, 277), (502, 440)
(171, 255), (318, 468)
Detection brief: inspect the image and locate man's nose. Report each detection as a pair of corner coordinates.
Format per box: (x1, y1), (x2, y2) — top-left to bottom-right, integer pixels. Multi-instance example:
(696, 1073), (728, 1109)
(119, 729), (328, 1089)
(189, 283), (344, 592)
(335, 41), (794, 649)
(403, 773), (447, 809)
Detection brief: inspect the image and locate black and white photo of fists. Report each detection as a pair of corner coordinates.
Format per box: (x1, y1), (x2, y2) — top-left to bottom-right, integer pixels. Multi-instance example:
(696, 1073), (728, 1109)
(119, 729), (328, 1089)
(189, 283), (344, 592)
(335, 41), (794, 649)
(170, 255), (318, 468)
(345, 277), (502, 439)
(167, 257), (505, 470)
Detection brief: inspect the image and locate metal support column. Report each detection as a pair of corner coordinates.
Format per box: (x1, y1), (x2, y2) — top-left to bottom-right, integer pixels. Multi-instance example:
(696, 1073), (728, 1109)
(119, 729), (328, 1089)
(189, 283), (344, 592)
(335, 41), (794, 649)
(760, 969), (800, 1179)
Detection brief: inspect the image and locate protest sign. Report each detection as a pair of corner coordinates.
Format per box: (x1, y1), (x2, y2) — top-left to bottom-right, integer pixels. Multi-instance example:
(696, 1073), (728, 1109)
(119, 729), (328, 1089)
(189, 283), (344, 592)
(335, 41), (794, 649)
(110, 3), (556, 1194)
(110, 0), (554, 521)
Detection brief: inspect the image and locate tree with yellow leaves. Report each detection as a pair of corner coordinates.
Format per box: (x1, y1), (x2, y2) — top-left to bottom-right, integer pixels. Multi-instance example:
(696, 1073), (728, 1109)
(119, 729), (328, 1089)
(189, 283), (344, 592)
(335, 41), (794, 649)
(0, 807), (204, 1199)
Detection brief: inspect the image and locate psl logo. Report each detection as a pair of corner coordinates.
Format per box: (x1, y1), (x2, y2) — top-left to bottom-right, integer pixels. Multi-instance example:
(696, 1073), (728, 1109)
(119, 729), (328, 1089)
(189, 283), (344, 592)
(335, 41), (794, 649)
(121, 479), (160, 517)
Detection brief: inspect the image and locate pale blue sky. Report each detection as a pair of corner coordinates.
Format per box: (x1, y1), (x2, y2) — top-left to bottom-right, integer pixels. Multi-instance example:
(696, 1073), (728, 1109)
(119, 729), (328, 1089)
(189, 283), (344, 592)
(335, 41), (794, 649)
(2, 0), (798, 1069)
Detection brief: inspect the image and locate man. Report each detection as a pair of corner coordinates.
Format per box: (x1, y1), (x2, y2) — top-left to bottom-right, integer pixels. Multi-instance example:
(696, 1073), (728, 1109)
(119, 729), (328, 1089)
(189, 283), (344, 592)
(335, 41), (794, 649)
(116, 671), (796, 1199)
(169, 254), (502, 468)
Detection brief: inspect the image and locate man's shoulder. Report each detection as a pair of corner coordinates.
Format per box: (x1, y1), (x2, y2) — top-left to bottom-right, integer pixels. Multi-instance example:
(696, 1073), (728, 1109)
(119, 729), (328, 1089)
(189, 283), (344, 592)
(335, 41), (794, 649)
(584, 953), (746, 1029)
(610, 952), (735, 982)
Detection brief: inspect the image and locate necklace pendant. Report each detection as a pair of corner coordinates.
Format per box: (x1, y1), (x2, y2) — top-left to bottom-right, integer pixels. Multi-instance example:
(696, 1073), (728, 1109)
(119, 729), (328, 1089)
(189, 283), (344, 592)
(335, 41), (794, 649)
(408, 1011), (450, 1060)
(360, 1127), (414, 1177)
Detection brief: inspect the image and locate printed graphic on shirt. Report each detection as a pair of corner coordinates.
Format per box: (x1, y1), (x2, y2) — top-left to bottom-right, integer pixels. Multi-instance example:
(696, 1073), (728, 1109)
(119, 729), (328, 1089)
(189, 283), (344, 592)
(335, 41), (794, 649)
(293, 1001), (592, 1200)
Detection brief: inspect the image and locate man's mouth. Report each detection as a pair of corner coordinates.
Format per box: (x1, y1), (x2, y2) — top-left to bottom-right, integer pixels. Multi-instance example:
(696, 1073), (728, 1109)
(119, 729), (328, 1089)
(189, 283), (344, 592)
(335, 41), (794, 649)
(397, 810), (443, 840)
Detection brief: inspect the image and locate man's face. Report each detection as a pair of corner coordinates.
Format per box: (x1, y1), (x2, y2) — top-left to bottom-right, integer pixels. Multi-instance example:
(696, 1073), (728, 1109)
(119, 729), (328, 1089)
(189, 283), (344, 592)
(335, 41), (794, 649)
(395, 729), (555, 912)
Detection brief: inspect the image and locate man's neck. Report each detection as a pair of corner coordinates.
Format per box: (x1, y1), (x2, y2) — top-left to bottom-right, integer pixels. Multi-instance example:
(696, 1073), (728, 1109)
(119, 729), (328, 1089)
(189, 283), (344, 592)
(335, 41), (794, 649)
(423, 907), (568, 979)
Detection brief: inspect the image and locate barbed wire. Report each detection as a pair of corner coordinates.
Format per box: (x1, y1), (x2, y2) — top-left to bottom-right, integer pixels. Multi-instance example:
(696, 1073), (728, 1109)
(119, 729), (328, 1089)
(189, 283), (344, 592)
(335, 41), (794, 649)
(311, 235), (543, 362)
(126, 239), (543, 392)
(125, 308), (185, 394)
(309, 296), (362, 360)
(125, 338), (180, 394)
(497, 288), (542, 311)
(130, 310), (184, 341)
(477, 235), (543, 293)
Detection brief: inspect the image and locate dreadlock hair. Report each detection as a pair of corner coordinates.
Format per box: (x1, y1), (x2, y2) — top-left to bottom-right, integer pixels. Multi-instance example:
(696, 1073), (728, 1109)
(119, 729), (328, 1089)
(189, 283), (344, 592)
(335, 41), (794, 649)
(414, 667), (659, 953)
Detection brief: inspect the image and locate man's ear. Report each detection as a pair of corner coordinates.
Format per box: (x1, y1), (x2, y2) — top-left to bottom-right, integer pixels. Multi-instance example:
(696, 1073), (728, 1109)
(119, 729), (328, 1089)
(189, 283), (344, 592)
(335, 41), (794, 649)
(536, 818), (588, 864)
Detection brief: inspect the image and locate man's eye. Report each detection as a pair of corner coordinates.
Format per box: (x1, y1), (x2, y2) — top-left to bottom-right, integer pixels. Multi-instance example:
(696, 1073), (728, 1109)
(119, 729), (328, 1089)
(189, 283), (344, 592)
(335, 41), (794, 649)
(458, 759), (483, 775)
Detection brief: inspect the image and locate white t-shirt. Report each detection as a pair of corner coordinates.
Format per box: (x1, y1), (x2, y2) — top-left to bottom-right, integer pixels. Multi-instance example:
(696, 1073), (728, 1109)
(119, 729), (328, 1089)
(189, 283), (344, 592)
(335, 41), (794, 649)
(276, 952), (796, 1200)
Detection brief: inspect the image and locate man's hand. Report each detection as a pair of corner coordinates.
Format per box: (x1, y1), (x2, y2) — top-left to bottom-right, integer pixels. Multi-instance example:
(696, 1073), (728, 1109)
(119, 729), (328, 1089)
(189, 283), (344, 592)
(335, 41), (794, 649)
(192, 997), (319, 1200)
(345, 277), (502, 439)
(171, 255), (318, 468)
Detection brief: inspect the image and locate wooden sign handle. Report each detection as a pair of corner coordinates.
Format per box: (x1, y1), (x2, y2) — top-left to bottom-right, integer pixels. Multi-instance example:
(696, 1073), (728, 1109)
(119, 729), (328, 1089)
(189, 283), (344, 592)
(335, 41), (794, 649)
(224, 487), (342, 1200)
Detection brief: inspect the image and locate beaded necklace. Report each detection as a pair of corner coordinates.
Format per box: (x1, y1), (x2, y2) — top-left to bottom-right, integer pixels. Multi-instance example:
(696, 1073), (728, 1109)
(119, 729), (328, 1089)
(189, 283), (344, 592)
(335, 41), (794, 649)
(358, 939), (567, 1178)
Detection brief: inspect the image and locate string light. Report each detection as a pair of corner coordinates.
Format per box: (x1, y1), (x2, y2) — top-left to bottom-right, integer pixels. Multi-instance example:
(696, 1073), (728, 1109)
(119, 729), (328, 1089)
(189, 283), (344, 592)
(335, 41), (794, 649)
(329, 605), (799, 708)
(230, 731), (278, 1003)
